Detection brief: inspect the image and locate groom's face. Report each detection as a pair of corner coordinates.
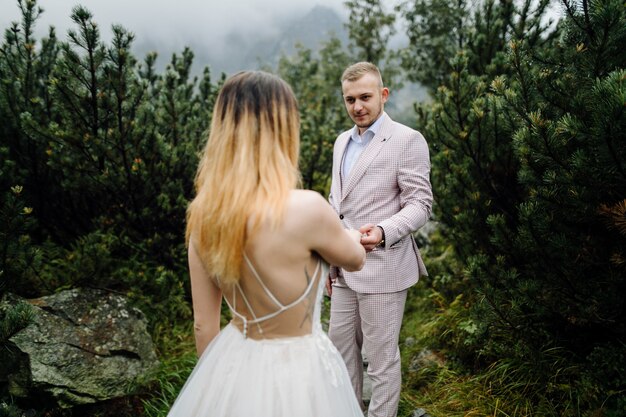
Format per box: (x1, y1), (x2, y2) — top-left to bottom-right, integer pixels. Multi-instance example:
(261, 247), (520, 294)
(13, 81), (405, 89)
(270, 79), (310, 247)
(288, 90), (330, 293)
(342, 72), (389, 135)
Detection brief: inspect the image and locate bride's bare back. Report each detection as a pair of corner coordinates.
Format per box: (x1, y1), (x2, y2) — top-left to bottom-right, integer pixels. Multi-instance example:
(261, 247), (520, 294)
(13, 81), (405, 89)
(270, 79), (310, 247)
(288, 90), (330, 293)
(224, 189), (364, 339)
(189, 189), (365, 348)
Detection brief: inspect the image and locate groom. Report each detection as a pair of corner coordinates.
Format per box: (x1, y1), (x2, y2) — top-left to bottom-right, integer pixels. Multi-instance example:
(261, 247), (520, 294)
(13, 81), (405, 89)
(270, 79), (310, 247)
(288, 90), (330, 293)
(327, 62), (433, 417)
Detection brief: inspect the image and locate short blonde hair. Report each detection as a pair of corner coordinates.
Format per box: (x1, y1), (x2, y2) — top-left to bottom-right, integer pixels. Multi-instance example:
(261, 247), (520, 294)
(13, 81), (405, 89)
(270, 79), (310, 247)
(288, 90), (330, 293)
(186, 71), (300, 285)
(341, 62), (384, 87)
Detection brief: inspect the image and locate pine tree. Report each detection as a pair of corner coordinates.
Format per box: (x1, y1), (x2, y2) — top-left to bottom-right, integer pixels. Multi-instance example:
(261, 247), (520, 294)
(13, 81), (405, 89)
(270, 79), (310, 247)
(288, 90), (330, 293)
(396, 0), (468, 91)
(344, 0), (396, 66)
(398, 0), (555, 92)
(478, 0), (626, 410)
(277, 37), (352, 193)
(402, 0), (626, 412)
(405, 0), (555, 273)
(1, 2), (222, 269)
(0, 0), (60, 241)
(0, 146), (43, 297)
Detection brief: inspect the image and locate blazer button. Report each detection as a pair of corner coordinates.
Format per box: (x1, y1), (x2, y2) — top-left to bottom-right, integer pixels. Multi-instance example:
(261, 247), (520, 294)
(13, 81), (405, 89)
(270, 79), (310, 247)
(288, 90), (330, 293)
(339, 214), (344, 220)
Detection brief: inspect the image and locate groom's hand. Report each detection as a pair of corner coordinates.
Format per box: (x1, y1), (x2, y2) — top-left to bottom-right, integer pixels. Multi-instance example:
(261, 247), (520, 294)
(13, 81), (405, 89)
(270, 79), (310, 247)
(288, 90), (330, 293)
(325, 274), (334, 297)
(359, 223), (383, 252)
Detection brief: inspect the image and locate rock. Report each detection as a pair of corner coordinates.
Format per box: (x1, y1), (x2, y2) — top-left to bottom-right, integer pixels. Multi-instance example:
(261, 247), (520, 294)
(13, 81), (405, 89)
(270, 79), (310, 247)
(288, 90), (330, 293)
(409, 348), (444, 373)
(404, 336), (416, 347)
(413, 407), (431, 417)
(2, 288), (159, 408)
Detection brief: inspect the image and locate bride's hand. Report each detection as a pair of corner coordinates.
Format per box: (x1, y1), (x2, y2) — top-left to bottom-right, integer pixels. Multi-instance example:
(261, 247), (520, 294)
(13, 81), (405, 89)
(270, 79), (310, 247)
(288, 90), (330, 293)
(346, 228), (362, 244)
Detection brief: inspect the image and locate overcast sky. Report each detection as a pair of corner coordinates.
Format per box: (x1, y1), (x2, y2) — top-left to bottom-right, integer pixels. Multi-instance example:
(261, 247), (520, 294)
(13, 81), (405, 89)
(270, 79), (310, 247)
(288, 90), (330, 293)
(1, 0), (561, 75)
(0, 0), (350, 34)
(0, 0), (351, 55)
(1, 0), (562, 48)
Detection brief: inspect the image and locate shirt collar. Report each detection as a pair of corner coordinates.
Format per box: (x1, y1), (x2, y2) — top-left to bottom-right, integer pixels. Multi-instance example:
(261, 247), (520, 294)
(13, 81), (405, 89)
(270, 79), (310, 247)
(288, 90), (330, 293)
(350, 112), (386, 143)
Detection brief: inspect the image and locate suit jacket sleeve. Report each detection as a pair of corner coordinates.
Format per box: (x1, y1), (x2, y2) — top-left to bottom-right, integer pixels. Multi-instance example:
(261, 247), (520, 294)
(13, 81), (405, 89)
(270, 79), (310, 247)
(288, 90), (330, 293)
(378, 131), (432, 247)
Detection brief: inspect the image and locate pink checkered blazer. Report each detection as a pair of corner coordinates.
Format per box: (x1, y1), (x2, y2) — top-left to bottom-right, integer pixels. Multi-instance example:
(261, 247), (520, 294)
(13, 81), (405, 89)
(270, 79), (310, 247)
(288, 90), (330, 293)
(329, 113), (433, 293)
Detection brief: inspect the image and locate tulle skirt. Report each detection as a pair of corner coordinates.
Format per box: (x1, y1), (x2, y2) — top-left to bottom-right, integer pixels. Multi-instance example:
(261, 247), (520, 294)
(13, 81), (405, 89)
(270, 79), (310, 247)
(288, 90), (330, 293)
(167, 323), (364, 417)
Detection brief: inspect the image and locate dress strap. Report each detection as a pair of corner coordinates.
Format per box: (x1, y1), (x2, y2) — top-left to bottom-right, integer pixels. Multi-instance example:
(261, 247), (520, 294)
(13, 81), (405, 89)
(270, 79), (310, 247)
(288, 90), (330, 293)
(243, 254), (284, 308)
(243, 254), (321, 313)
(240, 258), (320, 322)
(222, 286), (263, 338)
(224, 255), (323, 338)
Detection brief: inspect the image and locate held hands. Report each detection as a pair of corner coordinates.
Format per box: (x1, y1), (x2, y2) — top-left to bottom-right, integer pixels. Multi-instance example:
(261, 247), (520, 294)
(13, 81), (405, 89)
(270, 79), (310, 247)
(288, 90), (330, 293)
(344, 225), (383, 252)
(346, 228), (363, 244)
(358, 224), (384, 252)
(328, 227), (381, 296)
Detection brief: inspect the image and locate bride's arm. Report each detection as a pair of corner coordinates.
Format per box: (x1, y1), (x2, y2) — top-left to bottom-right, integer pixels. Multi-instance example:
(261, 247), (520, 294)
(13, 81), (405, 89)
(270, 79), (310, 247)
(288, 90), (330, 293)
(302, 192), (366, 272)
(188, 241), (222, 356)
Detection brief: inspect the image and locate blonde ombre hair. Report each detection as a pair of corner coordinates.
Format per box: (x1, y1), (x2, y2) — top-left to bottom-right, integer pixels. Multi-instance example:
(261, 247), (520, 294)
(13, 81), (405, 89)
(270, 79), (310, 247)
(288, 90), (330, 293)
(186, 71), (300, 285)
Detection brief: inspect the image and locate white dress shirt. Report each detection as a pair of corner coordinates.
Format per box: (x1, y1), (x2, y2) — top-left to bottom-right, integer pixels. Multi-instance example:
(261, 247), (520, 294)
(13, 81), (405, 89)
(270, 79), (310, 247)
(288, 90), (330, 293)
(342, 113), (385, 179)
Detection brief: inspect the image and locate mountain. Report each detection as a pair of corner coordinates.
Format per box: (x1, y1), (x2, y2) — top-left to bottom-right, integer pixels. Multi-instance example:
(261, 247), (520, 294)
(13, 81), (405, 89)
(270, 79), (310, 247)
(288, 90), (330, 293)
(129, 5), (429, 121)
(229, 5), (349, 73)
(131, 5), (348, 77)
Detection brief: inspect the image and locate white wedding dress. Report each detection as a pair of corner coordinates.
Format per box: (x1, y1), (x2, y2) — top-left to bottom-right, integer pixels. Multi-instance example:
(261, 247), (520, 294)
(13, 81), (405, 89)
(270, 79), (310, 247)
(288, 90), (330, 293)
(167, 255), (364, 417)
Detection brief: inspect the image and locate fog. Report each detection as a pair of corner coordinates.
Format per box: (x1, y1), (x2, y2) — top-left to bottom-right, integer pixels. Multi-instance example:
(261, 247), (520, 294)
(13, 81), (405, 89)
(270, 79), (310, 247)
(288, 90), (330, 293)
(1, 0), (349, 43)
(1, 0), (355, 73)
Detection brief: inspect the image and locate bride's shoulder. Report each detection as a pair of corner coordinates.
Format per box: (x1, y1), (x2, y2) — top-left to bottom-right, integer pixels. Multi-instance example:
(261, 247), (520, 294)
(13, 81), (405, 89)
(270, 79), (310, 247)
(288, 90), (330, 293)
(284, 190), (335, 241)
(287, 190), (331, 218)
(289, 189), (326, 204)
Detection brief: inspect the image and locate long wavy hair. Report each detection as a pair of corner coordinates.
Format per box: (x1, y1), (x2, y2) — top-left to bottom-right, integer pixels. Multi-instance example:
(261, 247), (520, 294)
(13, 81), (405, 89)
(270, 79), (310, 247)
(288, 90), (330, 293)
(186, 71), (300, 285)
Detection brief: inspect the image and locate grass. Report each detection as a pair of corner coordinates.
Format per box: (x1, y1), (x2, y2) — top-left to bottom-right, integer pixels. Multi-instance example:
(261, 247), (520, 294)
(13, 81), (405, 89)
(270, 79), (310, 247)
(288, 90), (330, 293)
(397, 286), (535, 417)
(139, 284), (602, 417)
(398, 289), (490, 417)
(140, 299), (232, 417)
(141, 321), (197, 417)
(394, 283), (616, 417)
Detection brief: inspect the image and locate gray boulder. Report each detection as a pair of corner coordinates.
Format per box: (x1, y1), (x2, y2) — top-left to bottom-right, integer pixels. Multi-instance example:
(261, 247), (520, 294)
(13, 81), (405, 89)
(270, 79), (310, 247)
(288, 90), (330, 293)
(2, 288), (159, 408)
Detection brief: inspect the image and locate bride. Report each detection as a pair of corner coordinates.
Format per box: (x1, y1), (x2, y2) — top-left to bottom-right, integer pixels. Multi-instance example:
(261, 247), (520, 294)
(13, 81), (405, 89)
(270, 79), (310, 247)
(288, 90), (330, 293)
(168, 70), (366, 417)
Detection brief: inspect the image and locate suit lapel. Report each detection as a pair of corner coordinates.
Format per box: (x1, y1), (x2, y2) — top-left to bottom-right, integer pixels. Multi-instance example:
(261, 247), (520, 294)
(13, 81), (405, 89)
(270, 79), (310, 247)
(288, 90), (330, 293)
(332, 132), (351, 205)
(341, 115), (393, 202)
